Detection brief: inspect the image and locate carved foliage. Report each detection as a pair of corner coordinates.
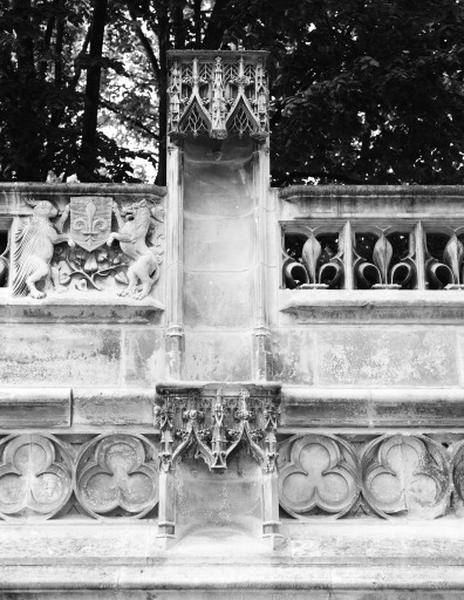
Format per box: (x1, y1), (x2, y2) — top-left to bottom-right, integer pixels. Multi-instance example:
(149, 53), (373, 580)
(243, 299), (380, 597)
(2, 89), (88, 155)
(9, 195), (164, 299)
(155, 385), (280, 473)
(361, 435), (450, 518)
(75, 434), (158, 518)
(278, 435), (360, 518)
(0, 434), (72, 519)
(168, 53), (269, 141)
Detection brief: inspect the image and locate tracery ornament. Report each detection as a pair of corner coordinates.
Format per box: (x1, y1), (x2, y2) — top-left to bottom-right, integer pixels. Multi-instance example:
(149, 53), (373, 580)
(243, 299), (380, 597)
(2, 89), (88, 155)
(0, 434), (73, 519)
(75, 434), (158, 518)
(283, 228), (344, 289)
(354, 229), (415, 289)
(167, 51), (269, 142)
(361, 434), (450, 519)
(425, 229), (464, 289)
(154, 384), (281, 472)
(278, 434), (360, 518)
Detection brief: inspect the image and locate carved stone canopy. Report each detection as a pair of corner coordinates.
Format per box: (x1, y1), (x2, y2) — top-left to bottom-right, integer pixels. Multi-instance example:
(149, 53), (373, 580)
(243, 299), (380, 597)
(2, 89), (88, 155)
(167, 50), (269, 142)
(155, 382), (281, 472)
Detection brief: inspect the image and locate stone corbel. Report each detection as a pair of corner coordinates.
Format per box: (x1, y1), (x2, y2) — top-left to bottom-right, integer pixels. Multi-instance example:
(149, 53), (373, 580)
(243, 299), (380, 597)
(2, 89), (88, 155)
(154, 382), (282, 544)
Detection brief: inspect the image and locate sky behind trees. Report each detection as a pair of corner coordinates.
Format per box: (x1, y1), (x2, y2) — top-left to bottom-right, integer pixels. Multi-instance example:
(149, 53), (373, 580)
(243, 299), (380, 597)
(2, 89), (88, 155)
(1, 0), (464, 185)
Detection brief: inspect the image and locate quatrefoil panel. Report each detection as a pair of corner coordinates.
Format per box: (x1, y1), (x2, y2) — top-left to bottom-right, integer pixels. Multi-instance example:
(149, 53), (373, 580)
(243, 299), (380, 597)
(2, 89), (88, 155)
(0, 434), (73, 519)
(75, 434), (158, 518)
(278, 434), (360, 518)
(361, 435), (450, 518)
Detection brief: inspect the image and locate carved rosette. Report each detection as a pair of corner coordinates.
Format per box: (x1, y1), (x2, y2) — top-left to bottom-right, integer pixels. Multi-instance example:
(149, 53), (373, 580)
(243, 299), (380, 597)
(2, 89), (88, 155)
(278, 434), (360, 519)
(0, 434), (73, 520)
(154, 383), (281, 472)
(167, 51), (269, 142)
(361, 434), (451, 518)
(75, 434), (158, 518)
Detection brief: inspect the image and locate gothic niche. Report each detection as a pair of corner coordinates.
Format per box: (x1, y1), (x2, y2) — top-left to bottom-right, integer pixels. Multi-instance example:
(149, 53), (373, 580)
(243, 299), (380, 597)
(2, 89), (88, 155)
(11, 196), (164, 300)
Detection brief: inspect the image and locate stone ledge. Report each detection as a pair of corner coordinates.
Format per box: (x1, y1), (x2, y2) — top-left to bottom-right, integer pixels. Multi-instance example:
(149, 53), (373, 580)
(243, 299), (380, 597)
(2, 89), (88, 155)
(280, 289), (464, 322)
(0, 388), (71, 428)
(0, 291), (164, 323)
(278, 184), (464, 221)
(280, 386), (464, 430)
(1, 520), (464, 592)
(3, 385), (464, 431)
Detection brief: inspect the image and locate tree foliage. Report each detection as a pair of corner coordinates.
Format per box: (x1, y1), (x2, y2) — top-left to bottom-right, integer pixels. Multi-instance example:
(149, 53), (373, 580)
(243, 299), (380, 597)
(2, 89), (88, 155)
(0, 0), (464, 184)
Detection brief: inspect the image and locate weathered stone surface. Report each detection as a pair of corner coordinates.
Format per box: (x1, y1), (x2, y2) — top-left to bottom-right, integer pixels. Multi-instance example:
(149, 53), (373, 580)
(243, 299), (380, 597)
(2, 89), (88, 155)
(183, 331), (251, 380)
(184, 272), (252, 327)
(122, 327), (165, 384)
(176, 454), (261, 538)
(317, 328), (457, 386)
(73, 388), (155, 426)
(0, 388), (70, 428)
(0, 325), (121, 385)
(184, 214), (253, 271)
(280, 387), (464, 429)
(271, 329), (315, 384)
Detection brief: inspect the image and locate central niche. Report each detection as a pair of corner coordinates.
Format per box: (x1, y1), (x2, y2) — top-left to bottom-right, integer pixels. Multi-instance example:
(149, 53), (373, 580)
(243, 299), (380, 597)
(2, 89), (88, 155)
(175, 449), (262, 541)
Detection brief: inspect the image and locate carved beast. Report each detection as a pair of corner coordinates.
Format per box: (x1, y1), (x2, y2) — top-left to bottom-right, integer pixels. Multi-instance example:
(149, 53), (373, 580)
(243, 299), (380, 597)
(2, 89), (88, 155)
(12, 200), (73, 299)
(106, 199), (163, 300)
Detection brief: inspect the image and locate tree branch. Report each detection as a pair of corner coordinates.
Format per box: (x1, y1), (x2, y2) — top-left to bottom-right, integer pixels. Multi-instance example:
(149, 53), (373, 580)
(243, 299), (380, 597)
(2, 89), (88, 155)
(202, 0), (231, 49)
(100, 98), (159, 139)
(127, 4), (161, 81)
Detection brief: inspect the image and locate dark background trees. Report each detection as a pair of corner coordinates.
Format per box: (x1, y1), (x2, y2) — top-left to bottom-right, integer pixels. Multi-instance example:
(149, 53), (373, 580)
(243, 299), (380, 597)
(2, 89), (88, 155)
(0, 0), (464, 185)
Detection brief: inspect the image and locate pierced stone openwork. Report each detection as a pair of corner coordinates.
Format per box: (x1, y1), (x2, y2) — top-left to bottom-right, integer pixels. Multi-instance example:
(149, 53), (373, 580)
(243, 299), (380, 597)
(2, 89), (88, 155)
(168, 51), (269, 142)
(281, 220), (450, 291)
(283, 227), (344, 289)
(354, 229), (415, 289)
(425, 228), (464, 289)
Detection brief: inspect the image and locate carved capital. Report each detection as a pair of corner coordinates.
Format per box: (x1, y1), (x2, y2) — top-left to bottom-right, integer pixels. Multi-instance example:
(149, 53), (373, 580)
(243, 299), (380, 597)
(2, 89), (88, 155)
(155, 382), (280, 472)
(167, 51), (269, 142)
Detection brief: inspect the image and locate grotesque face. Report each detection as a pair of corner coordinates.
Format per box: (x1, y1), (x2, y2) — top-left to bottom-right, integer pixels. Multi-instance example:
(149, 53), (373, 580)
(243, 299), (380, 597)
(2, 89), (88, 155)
(33, 201), (58, 218)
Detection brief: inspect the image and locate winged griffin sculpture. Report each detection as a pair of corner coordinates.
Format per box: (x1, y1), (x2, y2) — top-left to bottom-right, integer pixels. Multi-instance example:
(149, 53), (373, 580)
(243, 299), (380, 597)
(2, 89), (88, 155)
(12, 200), (73, 299)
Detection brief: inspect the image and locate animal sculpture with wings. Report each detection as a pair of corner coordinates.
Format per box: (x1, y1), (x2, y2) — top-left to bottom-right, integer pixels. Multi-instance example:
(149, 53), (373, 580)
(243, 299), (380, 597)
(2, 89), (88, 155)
(12, 200), (73, 299)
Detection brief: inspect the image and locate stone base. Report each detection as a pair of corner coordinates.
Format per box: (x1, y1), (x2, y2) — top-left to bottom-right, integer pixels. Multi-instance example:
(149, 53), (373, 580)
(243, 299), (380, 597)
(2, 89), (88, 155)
(1, 518), (464, 597)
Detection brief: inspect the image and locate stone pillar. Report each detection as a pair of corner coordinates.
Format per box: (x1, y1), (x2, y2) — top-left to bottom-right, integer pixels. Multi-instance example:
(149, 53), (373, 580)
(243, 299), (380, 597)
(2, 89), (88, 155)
(166, 50), (271, 381)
